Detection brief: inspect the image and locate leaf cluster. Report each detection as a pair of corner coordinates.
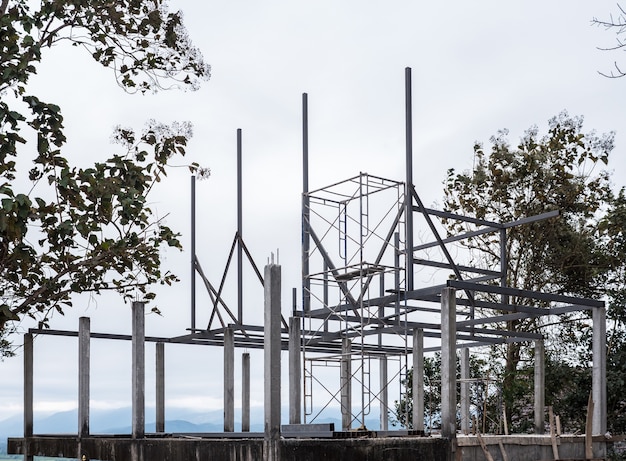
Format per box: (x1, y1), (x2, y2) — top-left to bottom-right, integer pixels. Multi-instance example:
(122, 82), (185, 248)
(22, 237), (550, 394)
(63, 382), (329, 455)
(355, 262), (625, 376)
(0, 0), (210, 351)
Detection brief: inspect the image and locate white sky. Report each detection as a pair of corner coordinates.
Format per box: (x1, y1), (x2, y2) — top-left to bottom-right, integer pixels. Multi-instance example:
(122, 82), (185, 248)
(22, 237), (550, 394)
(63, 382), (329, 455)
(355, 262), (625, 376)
(2, 0), (626, 425)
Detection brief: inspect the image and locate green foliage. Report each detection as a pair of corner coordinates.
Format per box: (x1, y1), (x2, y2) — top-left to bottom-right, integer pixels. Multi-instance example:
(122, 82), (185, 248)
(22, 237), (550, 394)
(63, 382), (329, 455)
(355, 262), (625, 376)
(0, 0), (210, 354)
(442, 112), (625, 432)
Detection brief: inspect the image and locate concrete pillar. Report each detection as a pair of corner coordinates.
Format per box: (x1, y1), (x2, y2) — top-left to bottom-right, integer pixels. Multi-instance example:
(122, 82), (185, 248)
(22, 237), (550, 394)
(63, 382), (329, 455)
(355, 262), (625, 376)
(340, 338), (352, 431)
(156, 342), (165, 433)
(534, 339), (545, 434)
(379, 356), (388, 431)
(242, 352), (250, 432)
(440, 288), (457, 439)
(412, 328), (424, 432)
(132, 301), (145, 440)
(224, 326), (235, 432)
(78, 317), (90, 438)
(592, 306), (607, 435)
(460, 348), (470, 435)
(289, 317), (302, 424)
(24, 333), (33, 461)
(264, 263), (281, 461)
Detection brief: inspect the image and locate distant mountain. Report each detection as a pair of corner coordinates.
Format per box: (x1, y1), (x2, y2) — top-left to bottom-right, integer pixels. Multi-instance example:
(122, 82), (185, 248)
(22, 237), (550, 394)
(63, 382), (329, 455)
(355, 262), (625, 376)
(1, 406), (382, 439)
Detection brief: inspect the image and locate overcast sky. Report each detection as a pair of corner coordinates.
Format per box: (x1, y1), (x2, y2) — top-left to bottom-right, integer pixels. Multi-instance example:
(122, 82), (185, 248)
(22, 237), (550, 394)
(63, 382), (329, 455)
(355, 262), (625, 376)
(2, 0), (626, 426)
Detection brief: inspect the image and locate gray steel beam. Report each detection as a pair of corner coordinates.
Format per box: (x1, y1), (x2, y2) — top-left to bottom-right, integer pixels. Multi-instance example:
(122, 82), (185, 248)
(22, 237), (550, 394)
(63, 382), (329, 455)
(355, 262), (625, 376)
(447, 279), (603, 308)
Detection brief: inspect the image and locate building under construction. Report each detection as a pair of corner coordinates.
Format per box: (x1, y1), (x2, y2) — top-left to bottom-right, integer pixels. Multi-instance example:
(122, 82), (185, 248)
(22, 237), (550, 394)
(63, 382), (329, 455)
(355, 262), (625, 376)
(8, 68), (610, 461)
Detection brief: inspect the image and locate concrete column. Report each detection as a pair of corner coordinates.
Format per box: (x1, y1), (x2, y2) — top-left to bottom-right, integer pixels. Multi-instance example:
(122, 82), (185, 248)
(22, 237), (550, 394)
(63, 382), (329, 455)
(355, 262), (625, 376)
(534, 339), (545, 434)
(412, 328), (424, 432)
(24, 333), (33, 461)
(242, 352), (250, 432)
(156, 342), (165, 433)
(592, 306), (607, 435)
(460, 348), (470, 435)
(264, 263), (281, 461)
(440, 288), (456, 439)
(132, 301), (145, 440)
(289, 317), (302, 424)
(224, 326), (235, 432)
(78, 317), (90, 438)
(340, 338), (352, 431)
(379, 356), (388, 431)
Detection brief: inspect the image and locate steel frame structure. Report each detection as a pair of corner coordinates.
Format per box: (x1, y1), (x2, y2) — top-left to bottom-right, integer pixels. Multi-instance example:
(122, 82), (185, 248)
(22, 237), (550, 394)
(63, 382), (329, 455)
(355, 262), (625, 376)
(27, 67), (605, 435)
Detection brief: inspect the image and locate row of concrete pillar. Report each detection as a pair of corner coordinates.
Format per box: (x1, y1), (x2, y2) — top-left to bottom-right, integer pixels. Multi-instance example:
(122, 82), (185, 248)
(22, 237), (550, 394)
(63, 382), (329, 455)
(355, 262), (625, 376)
(22, 270), (606, 461)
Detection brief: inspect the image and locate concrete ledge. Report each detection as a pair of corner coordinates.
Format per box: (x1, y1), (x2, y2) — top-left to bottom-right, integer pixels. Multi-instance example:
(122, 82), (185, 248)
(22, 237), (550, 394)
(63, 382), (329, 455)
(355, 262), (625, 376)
(8, 435), (451, 461)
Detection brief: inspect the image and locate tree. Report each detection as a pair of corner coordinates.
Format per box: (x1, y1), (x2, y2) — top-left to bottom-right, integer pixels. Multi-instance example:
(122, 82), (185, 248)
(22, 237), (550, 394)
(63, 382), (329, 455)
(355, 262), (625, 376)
(0, 0), (210, 356)
(442, 111), (615, 430)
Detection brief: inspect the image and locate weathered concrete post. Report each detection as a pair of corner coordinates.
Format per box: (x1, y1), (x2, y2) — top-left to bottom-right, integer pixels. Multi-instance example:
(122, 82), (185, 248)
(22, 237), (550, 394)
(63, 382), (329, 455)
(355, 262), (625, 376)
(592, 305), (607, 435)
(156, 342), (165, 433)
(242, 352), (250, 432)
(24, 333), (33, 461)
(441, 288), (457, 440)
(131, 301), (145, 461)
(413, 328), (424, 432)
(78, 317), (90, 438)
(340, 338), (352, 431)
(224, 326), (235, 432)
(289, 316), (302, 424)
(264, 263), (281, 461)
(534, 339), (545, 434)
(379, 356), (388, 431)
(460, 347), (470, 435)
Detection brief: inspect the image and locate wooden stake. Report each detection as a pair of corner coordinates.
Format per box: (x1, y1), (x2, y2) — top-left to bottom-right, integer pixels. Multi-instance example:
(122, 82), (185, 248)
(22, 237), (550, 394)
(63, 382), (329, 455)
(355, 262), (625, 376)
(549, 406), (559, 460)
(498, 441), (510, 461)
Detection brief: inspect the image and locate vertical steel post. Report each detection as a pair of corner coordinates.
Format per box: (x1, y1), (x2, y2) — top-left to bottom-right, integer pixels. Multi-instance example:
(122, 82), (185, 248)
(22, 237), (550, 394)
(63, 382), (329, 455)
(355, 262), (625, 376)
(237, 129), (243, 324)
(302, 93), (311, 314)
(156, 342), (165, 433)
(78, 317), (90, 438)
(224, 326), (235, 432)
(404, 67), (415, 292)
(242, 352), (250, 432)
(132, 301), (145, 440)
(190, 175), (196, 331)
(24, 333), (33, 461)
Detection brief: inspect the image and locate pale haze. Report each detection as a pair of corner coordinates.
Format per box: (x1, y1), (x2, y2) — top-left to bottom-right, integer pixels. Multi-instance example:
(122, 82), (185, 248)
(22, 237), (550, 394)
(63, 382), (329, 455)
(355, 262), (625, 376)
(1, 0), (625, 426)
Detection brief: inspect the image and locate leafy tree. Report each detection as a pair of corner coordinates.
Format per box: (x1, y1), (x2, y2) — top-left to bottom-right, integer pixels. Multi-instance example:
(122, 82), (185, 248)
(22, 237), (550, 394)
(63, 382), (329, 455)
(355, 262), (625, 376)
(442, 111), (615, 430)
(0, 0), (210, 356)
